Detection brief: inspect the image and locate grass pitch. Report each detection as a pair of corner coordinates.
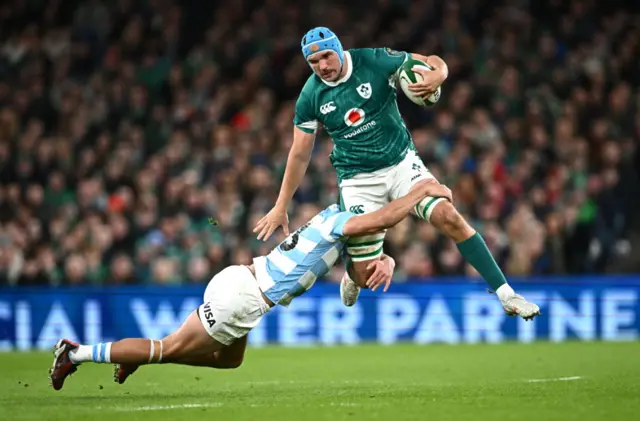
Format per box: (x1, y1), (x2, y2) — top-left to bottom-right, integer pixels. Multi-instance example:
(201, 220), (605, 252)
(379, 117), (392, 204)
(1, 342), (639, 421)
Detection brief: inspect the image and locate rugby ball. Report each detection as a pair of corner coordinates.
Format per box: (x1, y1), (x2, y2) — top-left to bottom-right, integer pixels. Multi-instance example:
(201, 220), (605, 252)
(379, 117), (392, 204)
(398, 58), (442, 107)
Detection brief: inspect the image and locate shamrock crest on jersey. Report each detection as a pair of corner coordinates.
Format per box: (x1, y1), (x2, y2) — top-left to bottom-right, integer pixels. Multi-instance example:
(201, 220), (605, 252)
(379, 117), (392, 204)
(356, 83), (372, 99)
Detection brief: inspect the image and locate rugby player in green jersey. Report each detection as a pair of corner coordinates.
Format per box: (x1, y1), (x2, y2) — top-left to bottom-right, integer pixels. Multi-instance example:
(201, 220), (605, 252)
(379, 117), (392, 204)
(255, 27), (539, 321)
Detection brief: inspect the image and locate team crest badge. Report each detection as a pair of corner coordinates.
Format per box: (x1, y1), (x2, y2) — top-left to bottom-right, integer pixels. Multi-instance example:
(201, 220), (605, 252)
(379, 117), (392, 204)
(356, 83), (372, 99)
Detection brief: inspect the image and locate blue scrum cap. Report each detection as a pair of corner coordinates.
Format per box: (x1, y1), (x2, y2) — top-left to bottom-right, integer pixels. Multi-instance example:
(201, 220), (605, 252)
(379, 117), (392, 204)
(301, 27), (344, 65)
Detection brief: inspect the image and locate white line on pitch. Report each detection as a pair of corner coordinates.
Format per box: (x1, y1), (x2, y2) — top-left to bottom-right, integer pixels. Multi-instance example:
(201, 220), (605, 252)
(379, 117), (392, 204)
(112, 402), (362, 411)
(526, 376), (583, 383)
(116, 403), (223, 411)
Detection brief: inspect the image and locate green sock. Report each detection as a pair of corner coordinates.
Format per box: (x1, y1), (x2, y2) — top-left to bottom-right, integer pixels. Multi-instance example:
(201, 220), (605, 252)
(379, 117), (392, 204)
(456, 232), (507, 291)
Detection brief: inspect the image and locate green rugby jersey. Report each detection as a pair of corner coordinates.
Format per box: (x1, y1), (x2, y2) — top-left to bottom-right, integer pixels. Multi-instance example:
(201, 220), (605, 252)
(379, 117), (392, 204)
(294, 48), (413, 180)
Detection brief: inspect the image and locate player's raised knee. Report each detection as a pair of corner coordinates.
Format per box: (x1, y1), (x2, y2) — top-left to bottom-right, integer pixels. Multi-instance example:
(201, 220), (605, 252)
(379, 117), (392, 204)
(431, 201), (463, 227)
(430, 201), (473, 240)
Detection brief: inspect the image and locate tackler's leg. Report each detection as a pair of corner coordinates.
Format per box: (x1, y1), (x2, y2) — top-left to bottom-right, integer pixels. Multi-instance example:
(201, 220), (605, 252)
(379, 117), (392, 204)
(114, 334), (249, 384)
(50, 311), (225, 390)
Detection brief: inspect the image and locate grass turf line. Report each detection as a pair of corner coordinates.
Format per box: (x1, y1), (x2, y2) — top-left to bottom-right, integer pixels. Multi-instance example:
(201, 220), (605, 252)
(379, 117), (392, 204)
(0, 342), (638, 421)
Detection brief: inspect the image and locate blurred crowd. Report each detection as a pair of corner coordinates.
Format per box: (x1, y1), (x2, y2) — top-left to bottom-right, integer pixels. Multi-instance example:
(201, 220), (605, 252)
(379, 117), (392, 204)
(1, 0), (639, 287)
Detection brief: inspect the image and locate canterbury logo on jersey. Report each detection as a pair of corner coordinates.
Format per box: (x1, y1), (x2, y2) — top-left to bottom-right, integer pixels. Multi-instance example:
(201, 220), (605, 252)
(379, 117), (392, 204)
(320, 101), (336, 115)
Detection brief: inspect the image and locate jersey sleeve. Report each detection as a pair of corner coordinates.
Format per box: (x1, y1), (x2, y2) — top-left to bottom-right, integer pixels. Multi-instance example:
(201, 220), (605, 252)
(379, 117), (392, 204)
(329, 211), (356, 239)
(371, 47), (409, 75)
(293, 92), (319, 134)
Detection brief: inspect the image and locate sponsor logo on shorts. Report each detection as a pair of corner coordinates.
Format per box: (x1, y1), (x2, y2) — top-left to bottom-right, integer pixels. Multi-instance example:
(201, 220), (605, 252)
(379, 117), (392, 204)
(411, 163), (425, 181)
(349, 205), (365, 214)
(203, 303), (216, 328)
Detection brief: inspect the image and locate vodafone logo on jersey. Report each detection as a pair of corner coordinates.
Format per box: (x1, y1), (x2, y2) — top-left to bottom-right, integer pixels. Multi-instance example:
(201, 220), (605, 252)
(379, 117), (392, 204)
(344, 108), (366, 127)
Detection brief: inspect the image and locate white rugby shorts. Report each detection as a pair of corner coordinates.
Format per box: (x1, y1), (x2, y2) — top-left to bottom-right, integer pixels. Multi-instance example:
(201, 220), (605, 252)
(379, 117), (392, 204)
(339, 149), (447, 261)
(197, 265), (271, 346)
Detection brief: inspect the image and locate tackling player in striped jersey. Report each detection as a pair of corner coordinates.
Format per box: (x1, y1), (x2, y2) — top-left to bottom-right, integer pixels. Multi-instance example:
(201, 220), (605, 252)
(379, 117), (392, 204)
(255, 27), (540, 321)
(49, 180), (451, 391)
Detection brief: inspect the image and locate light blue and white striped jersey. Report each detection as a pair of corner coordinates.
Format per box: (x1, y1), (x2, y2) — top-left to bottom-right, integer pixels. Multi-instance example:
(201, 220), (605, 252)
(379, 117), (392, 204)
(253, 204), (355, 306)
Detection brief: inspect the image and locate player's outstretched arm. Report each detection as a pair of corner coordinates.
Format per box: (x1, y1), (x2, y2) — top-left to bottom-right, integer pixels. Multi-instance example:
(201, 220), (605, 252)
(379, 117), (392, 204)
(341, 180), (452, 237)
(275, 126), (316, 210)
(254, 126), (315, 240)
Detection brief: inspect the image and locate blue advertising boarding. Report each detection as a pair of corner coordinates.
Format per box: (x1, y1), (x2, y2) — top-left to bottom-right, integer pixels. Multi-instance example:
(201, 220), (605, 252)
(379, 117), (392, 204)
(1, 276), (638, 350)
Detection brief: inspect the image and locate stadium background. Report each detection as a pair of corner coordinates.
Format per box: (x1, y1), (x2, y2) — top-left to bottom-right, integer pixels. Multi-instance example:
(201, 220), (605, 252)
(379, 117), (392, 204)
(1, 0), (640, 349)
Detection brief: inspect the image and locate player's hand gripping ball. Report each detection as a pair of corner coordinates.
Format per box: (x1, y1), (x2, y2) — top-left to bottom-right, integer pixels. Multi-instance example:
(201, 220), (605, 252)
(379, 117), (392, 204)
(398, 58), (442, 107)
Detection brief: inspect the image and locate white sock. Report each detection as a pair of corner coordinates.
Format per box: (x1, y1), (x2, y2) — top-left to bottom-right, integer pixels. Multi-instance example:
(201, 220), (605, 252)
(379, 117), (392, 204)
(70, 343), (112, 364)
(496, 284), (515, 302)
(69, 345), (92, 363)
